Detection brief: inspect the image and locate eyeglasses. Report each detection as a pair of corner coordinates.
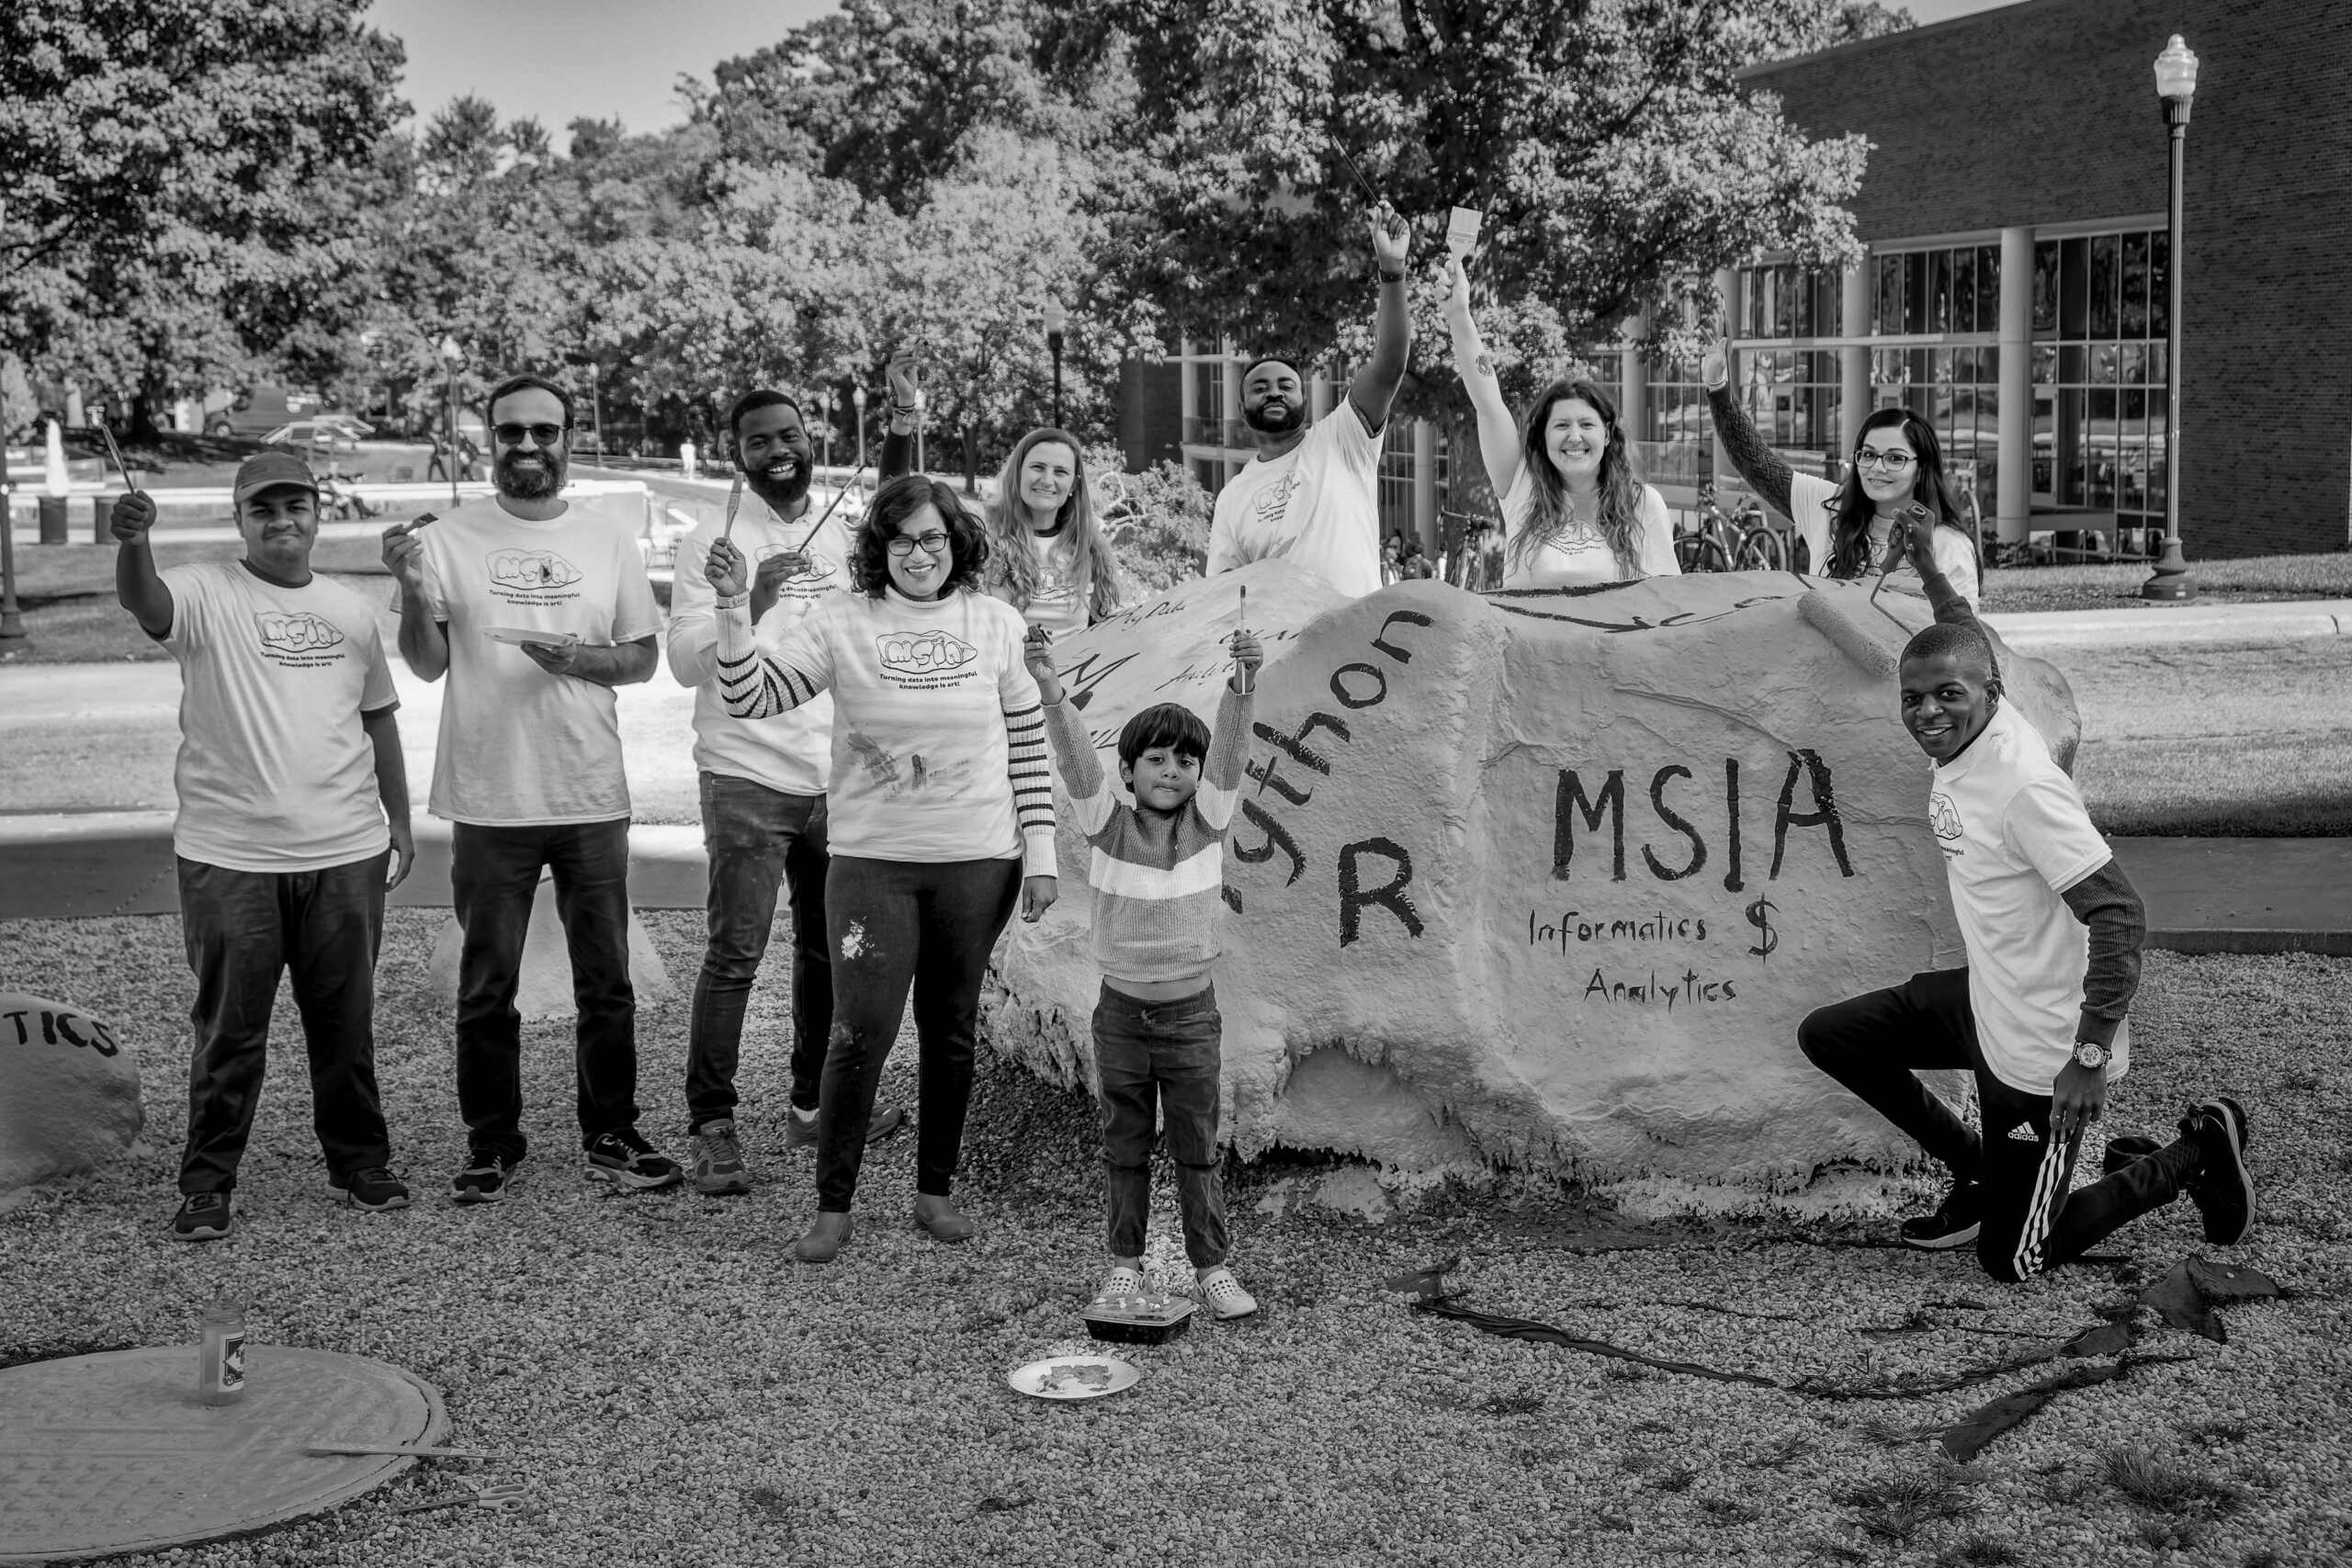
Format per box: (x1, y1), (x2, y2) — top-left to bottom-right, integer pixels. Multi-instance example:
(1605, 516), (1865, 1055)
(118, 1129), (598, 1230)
(493, 423), (567, 447)
(886, 531), (953, 558)
(1854, 448), (1917, 471)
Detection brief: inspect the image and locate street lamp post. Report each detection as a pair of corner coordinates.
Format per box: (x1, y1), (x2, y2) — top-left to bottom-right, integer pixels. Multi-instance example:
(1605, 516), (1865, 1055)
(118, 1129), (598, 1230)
(437, 334), (464, 506)
(2143, 34), (2199, 602)
(0, 197), (27, 650)
(912, 385), (925, 475)
(852, 384), (867, 480)
(815, 389), (832, 474)
(1042, 300), (1068, 429)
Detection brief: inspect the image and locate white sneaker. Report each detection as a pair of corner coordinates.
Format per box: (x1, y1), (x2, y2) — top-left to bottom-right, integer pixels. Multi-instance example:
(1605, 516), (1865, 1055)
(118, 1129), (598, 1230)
(1196, 1267), (1258, 1321)
(1095, 1265), (1147, 1302)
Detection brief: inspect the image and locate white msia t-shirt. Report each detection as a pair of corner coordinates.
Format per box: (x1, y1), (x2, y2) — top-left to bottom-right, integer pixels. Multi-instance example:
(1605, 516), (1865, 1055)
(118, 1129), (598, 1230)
(1205, 409), (1384, 599)
(1498, 469), (1681, 588)
(1784, 472), (1981, 604)
(418, 497), (663, 826)
(160, 562), (397, 873)
(667, 491), (851, 797)
(1929, 701), (2129, 1093)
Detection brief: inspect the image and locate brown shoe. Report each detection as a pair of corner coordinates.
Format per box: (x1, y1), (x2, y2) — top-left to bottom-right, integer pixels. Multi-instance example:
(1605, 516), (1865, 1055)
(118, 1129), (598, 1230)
(911, 1197), (976, 1244)
(791, 1212), (854, 1264)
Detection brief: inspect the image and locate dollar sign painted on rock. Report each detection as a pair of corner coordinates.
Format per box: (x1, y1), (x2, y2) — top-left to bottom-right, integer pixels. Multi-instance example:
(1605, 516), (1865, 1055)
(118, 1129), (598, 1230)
(1745, 896), (1778, 961)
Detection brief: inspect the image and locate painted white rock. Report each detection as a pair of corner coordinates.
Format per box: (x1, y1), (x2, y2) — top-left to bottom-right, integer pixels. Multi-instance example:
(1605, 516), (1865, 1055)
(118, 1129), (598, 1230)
(0, 992), (143, 1192)
(426, 874), (673, 1021)
(988, 561), (2079, 1187)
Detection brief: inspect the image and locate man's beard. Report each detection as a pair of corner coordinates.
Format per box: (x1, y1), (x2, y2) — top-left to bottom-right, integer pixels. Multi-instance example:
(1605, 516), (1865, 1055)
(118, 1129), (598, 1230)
(497, 447), (565, 500)
(1242, 397), (1305, 434)
(747, 454), (812, 511)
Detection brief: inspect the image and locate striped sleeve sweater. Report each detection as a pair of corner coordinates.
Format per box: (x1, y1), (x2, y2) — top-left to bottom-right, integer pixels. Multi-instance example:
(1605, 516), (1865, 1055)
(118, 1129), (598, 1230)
(717, 585), (1057, 877)
(1039, 682), (1252, 985)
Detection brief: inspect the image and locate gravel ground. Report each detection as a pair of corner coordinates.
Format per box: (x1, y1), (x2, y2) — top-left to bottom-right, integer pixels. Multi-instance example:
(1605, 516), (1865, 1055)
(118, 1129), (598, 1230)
(3, 912), (2346, 1567)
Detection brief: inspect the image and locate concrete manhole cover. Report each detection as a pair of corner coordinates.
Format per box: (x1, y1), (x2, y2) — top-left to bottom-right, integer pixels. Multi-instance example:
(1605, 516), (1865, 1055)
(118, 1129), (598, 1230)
(0, 1346), (447, 1562)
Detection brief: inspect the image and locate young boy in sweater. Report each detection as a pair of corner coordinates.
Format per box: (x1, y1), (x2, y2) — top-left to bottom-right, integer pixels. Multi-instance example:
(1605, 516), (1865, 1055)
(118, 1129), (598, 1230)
(1797, 504), (2256, 1281)
(1029, 623), (1263, 1319)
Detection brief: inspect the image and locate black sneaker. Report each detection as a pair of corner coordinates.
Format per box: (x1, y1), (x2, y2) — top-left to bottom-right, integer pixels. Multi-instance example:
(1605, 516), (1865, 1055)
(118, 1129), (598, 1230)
(585, 1128), (684, 1190)
(451, 1153), (521, 1205)
(2179, 1097), (2256, 1246)
(1898, 1177), (1984, 1250)
(784, 1105), (907, 1151)
(172, 1190), (234, 1241)
(328, 1168), (413, 1211)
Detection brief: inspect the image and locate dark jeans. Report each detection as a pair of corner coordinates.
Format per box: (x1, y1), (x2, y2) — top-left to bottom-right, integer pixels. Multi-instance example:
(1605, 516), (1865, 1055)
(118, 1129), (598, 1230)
(814, 854), (1021, 1211)
(685, 773), (832, 1128)
(450, 818), (639, 1163)
(1093, 982), (1228, 1269)
(1798, 968), (2198, 1282)
(176, 852), (391, 1194)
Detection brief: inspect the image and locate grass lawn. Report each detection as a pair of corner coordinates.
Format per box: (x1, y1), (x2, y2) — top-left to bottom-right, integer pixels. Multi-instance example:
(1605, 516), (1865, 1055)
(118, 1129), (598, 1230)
(1982, 552), (2352, 614)
(2, 911), (2346, 1566)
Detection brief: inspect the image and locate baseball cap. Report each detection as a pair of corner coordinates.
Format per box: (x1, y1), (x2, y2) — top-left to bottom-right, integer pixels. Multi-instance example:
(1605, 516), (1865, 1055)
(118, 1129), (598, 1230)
(232, 449), (320, 504)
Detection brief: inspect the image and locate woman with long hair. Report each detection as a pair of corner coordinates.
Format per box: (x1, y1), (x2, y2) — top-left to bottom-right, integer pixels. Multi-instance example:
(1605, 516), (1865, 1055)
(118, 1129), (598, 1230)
(1442, 260), (1680, 588)
(1701, 340), (1982, 603)
(706, 475), (1058, 1263)
(982, 427), (1123, 638)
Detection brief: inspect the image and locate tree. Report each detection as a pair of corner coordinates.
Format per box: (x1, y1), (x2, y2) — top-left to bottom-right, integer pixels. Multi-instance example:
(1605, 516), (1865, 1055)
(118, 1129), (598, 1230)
(1, 0), (403, 434)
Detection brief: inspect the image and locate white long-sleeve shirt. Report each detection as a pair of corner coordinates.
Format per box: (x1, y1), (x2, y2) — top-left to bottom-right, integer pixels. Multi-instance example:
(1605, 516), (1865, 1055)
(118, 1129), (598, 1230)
(716, 584), (1057, 876)
(666, 492), (854, 796)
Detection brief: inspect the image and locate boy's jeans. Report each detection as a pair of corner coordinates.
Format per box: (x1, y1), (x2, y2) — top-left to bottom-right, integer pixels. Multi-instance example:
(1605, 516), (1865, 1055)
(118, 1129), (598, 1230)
(1091, 982), (1228, 1269)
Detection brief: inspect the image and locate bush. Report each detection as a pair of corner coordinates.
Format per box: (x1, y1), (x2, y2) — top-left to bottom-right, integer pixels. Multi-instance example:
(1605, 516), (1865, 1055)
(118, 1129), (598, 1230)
(1090, 450), (1211, 599)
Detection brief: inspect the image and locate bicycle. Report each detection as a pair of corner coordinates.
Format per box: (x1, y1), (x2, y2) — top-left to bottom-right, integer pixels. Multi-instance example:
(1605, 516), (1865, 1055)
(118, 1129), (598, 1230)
(1677, 491), (1787, 573)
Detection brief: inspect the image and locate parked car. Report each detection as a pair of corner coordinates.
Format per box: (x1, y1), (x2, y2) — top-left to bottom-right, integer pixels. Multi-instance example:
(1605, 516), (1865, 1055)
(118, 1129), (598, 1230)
(263, 417), (372, 455)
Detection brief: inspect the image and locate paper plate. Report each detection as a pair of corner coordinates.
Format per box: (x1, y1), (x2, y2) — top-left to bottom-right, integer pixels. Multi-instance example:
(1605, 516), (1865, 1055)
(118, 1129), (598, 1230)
(1006, 1356), (1140, 1401)
(481, 626), (567, 646)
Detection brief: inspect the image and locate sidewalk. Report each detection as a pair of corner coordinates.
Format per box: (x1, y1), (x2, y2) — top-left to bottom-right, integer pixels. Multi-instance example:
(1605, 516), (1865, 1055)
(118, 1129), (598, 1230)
(3, 807), (2344, 953)
(1984, 598), (2352, 649)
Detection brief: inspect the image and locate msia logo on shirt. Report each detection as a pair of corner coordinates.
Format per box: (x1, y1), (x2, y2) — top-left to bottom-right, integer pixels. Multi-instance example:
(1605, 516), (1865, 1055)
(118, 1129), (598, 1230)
(253, 610), (345, 654)
(488, 548), (583, 591)
(1929, 791), (1963, 840)
(876, 629), (978, 674)
(1252, 470), (1298, 529)
(755, 547), (837, 587)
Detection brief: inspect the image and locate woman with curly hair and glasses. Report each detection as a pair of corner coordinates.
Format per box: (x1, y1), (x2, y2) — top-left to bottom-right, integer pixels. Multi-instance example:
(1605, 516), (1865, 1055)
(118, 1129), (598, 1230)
(1700, 338), (1982, 604)
(705, 475), (1057, 1262)
(1441, 259), (1680, 588)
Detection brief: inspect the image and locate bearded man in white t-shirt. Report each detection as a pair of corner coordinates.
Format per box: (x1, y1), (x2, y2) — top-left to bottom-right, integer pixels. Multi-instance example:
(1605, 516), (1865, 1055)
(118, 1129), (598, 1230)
(1204, 206), (1414, 601)
(1796, 505), (2256, 1283)
(113, 451), (416, 1241)
(664, 388), (905, 1196)
(381, 373), (678, 1203)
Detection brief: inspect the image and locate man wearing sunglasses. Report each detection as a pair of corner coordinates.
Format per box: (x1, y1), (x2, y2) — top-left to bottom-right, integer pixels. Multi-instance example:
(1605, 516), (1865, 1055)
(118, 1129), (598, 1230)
(381, 372), (678, 1203)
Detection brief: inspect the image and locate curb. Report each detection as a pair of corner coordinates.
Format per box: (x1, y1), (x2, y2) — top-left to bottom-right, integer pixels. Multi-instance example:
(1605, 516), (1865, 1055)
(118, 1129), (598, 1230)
(1984, 599), (2352, 649)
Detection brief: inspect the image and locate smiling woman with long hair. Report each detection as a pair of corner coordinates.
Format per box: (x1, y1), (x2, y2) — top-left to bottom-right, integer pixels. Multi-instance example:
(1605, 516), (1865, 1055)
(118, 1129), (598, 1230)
(982, 427), (1122, 638)
(1442, 260), (1679, 587)
(704, 475), (1059, 1264)
(1701, 339), (1982, 604)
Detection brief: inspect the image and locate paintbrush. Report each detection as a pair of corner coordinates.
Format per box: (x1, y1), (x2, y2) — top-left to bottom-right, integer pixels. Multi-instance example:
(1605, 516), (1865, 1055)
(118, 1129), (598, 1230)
(96, 425), (141, 495)
(719, 472), (745, 544)
(1332, 142), (1383, 207)
(798, 462), (867, 552)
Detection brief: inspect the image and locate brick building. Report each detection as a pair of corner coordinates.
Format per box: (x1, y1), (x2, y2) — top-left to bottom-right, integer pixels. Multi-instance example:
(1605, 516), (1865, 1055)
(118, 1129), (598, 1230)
(1120, 0), (2348, 561)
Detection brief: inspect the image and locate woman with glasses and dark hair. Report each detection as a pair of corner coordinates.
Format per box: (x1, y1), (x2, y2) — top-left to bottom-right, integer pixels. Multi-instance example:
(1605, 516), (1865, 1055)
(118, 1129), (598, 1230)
(704, 474), (1058, 1263)
(1701, 340), (1982, 604)
(1442, 261), (1679, 587)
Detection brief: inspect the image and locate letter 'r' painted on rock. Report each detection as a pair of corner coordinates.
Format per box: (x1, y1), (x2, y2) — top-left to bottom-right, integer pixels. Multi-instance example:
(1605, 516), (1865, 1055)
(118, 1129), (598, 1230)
(1553, 770), (1626, 882)
(1770, 749), (1855, 879)
(1339, 838), (1422, 946)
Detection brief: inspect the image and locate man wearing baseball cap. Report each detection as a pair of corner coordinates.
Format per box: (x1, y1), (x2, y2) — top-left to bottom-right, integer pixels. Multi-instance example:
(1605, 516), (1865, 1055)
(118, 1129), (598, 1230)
(112, 450), (417, 1241)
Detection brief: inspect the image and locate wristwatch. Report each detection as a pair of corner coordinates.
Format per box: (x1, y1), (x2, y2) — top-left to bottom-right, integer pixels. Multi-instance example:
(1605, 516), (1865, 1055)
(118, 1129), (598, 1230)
(2072, 1040), (2109, 1070)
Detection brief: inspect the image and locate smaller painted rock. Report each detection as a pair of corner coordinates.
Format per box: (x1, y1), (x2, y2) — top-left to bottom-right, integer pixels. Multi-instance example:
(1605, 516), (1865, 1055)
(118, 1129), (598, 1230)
(0, 992), (143, 1193)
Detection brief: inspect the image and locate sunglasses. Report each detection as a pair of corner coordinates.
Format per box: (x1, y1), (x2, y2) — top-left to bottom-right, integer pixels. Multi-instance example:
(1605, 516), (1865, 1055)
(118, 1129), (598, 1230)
(886, 531), (953, 557)
(494, 423), (568, 446)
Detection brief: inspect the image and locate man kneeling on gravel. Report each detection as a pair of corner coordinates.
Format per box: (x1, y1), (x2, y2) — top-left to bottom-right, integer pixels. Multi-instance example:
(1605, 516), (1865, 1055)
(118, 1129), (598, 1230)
(1795, 505), (2256, 1282)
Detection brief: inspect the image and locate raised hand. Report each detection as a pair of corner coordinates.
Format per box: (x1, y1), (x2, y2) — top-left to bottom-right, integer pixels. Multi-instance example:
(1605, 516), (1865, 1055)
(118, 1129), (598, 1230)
(885, 352), (922, 412)
(1901, 500), (1940, 575)
(109, 491), (159, 542)
(705, 536), (751, 598)
(1023, 624), (1064, 705)
(1700, 337), (1730, 391)
(1439, 255), (1474, 329)
(751, 548), (803, 621)
(1229, 628), (1263, 693)
(380, 520), (426, 591)
(1370, 201), (1410, 276)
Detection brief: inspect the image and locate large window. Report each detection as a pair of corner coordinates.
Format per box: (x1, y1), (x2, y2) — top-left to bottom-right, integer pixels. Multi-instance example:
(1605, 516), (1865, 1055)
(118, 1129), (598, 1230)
(2030, 231), (2168, 548)
(1874, 244), (2001, 335)
(1639, 358), (1712, 490)
(1734, 265), (1844, 468)
(1183, 359), (1228, 449)
(1741, 265), (1842, 340)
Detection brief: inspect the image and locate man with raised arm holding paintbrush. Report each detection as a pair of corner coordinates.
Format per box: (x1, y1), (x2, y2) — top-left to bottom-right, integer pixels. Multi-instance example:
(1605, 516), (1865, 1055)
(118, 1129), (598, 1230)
(663, 388), (904, 1196)
(379, 372), (675, 1205)
(1204, 204), (1414, 601)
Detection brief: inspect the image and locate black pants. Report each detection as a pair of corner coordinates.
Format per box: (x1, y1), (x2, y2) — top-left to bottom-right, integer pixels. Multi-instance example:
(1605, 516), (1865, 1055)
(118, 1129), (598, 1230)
(176, 852), (391, 1194)
(450, 818), (639, 1163)
(1799, 968), (2197, 1282)
(1093, 983), (1228, 1269)
(684, 773), (832, 1127)
(814, 854), (1021, 1212)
